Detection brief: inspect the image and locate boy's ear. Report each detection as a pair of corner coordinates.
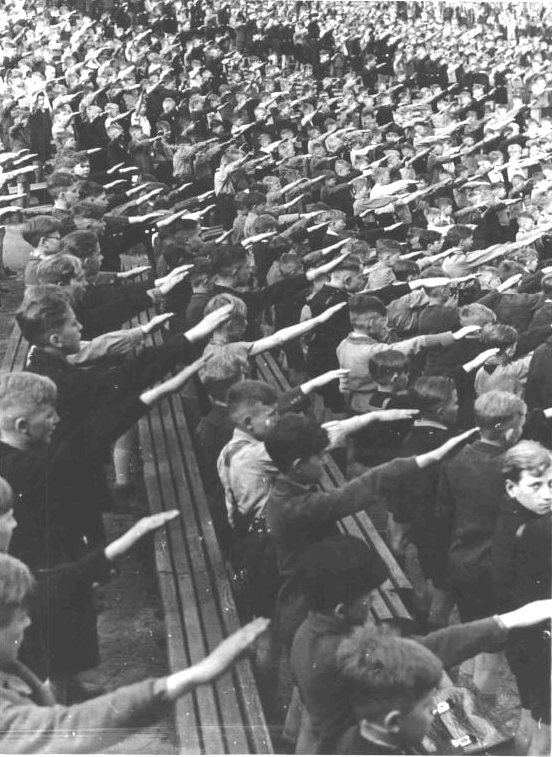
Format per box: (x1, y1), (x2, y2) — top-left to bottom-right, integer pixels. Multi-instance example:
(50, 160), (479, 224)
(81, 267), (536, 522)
(14, 416), (29, 437)
(47, 331), (62, 349)
(290, 457), (303, 473)
(505, 478), (516, 498)
(333, 602), (346, 620)
(383, 710), (402, 734)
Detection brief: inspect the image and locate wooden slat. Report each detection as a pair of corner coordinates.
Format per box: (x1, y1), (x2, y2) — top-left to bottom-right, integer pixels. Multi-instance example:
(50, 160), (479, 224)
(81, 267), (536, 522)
(130, 297), (272, 754)
(1, 324), (28, 373)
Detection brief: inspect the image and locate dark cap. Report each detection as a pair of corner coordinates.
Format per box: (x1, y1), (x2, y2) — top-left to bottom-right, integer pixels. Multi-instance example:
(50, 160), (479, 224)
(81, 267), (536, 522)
(295, 534), (389, 613)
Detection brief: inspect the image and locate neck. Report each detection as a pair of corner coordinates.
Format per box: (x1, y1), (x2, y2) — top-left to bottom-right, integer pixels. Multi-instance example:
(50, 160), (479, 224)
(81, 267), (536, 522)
(479, 435), (506, 449)
(53, 199), (69, 210)
(0, 431), (30, 452)
(40, 345), (68, 360)
(213, 275), (237, 289)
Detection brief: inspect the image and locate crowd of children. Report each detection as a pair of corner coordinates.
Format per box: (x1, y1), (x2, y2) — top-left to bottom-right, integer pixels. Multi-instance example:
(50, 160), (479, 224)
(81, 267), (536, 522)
(0, 0), (551, 753)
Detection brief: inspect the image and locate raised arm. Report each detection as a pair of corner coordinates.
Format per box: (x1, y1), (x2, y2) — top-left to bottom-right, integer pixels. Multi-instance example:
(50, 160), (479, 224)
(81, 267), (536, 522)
(248, 303), (347, 356)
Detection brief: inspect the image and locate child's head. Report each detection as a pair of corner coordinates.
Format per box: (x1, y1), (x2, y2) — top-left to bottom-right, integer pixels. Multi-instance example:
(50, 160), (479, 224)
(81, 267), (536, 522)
(189, 257), (213, 293)
(16, 285), (82, 354)
(211, 245), (250, 287)
(0, 371), (59, 449)
(227, 380), (279, 440)
(349, 294), (388, 339)
(376, 239), (402, 266)
(337, 629), (442, 748)
(265, 413), (329, 484)
(474, 390), (527, 448)
(0, 553), (34, 666)
(21, 216), (62, 254)
(329, 258), (364, 293)
(60, 229), (103, 277)
(368, 350), (409, 391)
(294, 534), (389, 624)
(35, 254), (87, 302)
(411, 376), (458, 426)
(203, 292), (247, 342)
(502, 440), (552, 516)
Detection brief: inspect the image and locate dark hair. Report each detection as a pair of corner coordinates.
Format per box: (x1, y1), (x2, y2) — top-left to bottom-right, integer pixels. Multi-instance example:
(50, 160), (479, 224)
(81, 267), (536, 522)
(411, 376), (456, 418)
(227, 380), (278, 424)
(480, 323), (517, 350)
(541, 274), (552, 296)
(73, 180), (105, 200)
(502, 440), (552, 483)
(369, 350), (408, 383)
(21, 216), (61, 248)
(46, 171), (73, 199)
(16, 285), (72, 347)
(337, 628), (443, 721)
(189, 257), (213, 286)
(295, 534), (389, 613)
(349, 293), (387, 318)
(264, 413), (328, 473)
(60, 229), (99, 260)
(211, 245), (247, 277)
(417, 229), (441, 249)
(72, 200), (105, 220)
(36, 254), (83, 287)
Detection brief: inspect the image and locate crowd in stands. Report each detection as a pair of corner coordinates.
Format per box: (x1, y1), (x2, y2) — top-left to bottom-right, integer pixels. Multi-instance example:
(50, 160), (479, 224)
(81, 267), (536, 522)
(0, 0), (551, 753)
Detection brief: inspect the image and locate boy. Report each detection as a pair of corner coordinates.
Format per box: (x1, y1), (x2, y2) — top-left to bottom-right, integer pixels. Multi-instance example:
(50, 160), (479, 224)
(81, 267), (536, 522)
(264, 413), (478, 648)
(21, 217), (62, 286)
(492, 440), (552, 756)
(336, 630), (442, 754)
(290, 534), (552, 754)
(0, 551), (268, 753)
(0, 363), (206, 701)
(337, 293), (476, 413)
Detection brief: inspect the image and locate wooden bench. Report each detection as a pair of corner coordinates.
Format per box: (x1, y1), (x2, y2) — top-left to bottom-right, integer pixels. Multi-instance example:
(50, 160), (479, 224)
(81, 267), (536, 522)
(1, 324), (28, 373)
(129, 303), (273, 754)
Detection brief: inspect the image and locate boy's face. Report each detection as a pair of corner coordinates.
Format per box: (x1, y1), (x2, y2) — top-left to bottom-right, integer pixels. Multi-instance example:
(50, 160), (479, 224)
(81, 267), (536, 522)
(396, 689), (437, 748)
(23, 402), (60, 445)
(51, 307), (82, 355)
(74, 161), (90, 178)
(506, 467), (552, 515)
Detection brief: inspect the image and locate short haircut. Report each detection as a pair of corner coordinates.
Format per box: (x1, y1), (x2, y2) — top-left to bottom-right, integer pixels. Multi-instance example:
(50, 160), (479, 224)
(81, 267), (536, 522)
(21, 216), (61, 248)
(227, 380), (277, 425)
(349, 293), (387, 318)
(369, 350), (409, 383)
(16, 285), (72, 347)
(417, 229), (441, 249)
(474, 391), (526, 438)
(241, 190), (266, 209)
(0, 372), (57, 423)
(204, 292), (247, 320)
(72, 200), (105, 220)
(337, 628), (443, 721)
(480, 323), (518, 350)
(60, 230), (99, 260)
(443, 225), (473, 247)
(73, 180), (105, 200)
(411, 376), (455, 416)
(0, 554), (35, 629)
(458, 302), (496, 327)
(46, 171), (73, 199)
(36, 254), (83, 287)
(211, 245), (247, 277)
(264, 413), (329, 473)
(189, 257), (213, 286)
(294, 534), (389, 613)
(502, 440), (552, 483)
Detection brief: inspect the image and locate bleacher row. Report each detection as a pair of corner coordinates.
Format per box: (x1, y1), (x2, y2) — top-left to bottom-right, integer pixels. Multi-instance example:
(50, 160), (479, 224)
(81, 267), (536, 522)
(1, 229), (510, 756)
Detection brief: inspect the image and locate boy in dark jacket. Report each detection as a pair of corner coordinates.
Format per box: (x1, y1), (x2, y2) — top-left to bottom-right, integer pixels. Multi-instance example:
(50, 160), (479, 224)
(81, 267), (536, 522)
(492, 440), (552, 756)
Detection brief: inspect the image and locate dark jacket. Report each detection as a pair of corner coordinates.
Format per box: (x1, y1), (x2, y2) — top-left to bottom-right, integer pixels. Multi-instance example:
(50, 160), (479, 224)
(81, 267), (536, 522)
(436, 440), (505, 588)
(306, 284), (350, 373)
(525, 336), (552, 410)
(291, 611), (508, 754)
(265, 456), (419, 645)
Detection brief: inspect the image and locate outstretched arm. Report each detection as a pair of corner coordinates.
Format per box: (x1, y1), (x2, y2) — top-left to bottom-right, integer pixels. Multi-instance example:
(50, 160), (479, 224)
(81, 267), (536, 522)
(249, 303), (347, 356)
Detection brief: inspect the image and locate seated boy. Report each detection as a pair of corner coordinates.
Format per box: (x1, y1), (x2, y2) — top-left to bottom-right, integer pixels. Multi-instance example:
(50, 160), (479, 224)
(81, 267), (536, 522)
(336, 629), (442, 755)
(0, 551), (268, 753)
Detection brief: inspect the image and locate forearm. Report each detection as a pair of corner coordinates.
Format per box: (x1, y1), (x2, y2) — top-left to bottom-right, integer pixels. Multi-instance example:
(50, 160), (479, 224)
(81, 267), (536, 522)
(416, 616), (507, 669)
(67, 327), (145, 364)
(250, 317), (320, 355)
